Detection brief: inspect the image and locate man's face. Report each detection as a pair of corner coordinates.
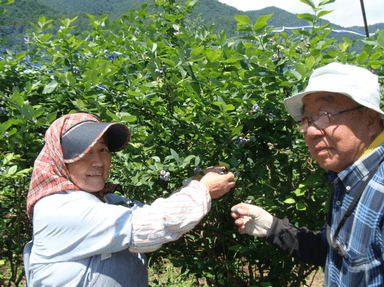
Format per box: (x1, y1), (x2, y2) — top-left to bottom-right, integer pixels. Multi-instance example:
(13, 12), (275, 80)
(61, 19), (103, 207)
(66, 137), (111, 192)
(302, 92), (374, 173)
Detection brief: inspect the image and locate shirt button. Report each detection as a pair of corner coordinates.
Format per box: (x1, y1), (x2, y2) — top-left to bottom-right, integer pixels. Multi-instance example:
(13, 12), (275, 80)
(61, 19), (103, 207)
(336, 201), (341, 205)
(346, 186), (351, 191)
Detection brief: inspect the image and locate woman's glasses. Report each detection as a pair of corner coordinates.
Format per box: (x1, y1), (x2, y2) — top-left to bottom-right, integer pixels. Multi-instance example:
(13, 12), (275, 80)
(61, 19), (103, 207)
(297, 106), (364, 133)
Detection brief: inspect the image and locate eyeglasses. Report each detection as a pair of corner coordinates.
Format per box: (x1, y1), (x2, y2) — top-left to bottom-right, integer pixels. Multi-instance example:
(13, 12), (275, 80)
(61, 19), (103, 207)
(297, 106), (364, 133)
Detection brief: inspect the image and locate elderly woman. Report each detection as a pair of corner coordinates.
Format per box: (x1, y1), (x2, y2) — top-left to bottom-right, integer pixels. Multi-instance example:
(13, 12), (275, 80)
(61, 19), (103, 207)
(23, 113), (235, 286)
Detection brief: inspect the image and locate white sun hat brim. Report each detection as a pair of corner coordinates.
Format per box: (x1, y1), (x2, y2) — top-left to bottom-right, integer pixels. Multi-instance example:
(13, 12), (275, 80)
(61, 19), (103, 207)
(284, 63), (384, 121)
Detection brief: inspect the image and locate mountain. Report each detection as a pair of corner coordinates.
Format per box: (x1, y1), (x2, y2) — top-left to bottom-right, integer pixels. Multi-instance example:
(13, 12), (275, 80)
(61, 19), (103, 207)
(0, 0), (383, 49)
(38, 0), (144, 15)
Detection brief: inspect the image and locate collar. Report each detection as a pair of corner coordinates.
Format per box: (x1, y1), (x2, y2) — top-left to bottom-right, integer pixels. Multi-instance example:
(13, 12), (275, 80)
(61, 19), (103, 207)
(335, 143), (384, 193)
(360, 131), (384, 159)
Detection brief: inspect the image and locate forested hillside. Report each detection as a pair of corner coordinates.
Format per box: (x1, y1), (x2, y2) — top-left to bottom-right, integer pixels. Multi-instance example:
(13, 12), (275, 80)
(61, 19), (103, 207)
(0, 0), (62, 47)
(39, 0), (144, 14)
(0, 0), (383, 50)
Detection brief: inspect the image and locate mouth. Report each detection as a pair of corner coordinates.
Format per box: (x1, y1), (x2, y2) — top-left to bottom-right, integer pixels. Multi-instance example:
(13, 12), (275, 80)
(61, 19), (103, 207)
(88, 174), (103, 177)
(315, 147), (332, 155)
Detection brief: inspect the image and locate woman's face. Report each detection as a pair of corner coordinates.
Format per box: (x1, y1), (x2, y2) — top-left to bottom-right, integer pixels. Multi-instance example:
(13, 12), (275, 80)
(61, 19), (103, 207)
(66, 137), (111, 193)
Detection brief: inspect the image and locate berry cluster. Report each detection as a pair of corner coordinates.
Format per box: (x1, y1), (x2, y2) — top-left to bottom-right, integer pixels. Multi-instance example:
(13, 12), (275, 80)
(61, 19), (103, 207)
(252, 103), (261, 113)
(296, 38), (311, 55)
(159, 170), (171, 181)
(235, 134), (257, 147)
(155, 68), (163, 74)
(235, 137), (247, 147)
(0, 107), (8, 116)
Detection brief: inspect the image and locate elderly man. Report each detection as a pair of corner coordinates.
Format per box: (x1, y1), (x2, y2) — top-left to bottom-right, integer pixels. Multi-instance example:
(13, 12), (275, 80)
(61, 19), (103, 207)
(232, 62), (384, 286)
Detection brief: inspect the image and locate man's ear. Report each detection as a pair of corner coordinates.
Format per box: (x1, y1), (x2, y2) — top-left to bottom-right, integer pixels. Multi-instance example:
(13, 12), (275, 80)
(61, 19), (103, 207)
(365, 108), (383, 138)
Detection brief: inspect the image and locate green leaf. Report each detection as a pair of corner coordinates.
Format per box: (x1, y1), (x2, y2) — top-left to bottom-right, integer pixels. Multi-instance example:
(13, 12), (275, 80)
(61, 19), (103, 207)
(195, 156), (201, 166)
(8, 165), (17, 176)
(357, 51), (368, 64)
(47, 112), (57, 124)
(305, 173), (320, 186)
(39, 15), (46, 25)
(256, 14), (273, 23)
(317, 10), (333, 18)
(253, 21), (268, 33)
(106, 110), (119, 122)
(292, 30), (310, 37)
(294, 63), (307, 76)
(296, 202), (307, 211)
(170, 149), (180, 164)
(159, 57), (175, 66)
(75, 99), (85, 109)
(284, 198), (296, 204)
(183, 155), (195, 165)
(230, 126), (243, 137)
(319, 0), (335, 6)
(224, 53), (244, 63)
(293, 187), (306, 197)
(66, 72), (76, 86)
(337, 51), (347, 63)
(223, 104), (235, 111)
(143, 81), (158, 88)
(300, 0), (316, 9)
(291, 70), (302, 80)
(40, 34), (52, 42)
(151, 42), (158, 52)
(230, 156), (238, 168)
(20, 105), (33, 120)
(297, 13), (314, 22)
(236, 26), (253, 33)
(218, 30), (227, 45)
(10, 92), (24, 107)
(43, 81), (58, 94)
(121, 115), (137, 123)
(206, 50), (219, 63)
(218, 161), (230, 169)
(33, 108), (45, 118)
(128, 90), (142, 97)
(235, 15), (252, 26)
(190, 46), (204, 57)
(377, 30), (384, 47)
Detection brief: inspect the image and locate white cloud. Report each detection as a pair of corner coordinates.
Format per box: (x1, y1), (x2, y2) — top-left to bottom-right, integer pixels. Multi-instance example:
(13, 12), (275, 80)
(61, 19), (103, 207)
(217, 0), (384, 27)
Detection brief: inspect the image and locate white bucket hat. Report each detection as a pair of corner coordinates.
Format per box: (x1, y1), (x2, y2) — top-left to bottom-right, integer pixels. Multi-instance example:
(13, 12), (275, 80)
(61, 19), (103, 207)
(284, 62), (384, 121)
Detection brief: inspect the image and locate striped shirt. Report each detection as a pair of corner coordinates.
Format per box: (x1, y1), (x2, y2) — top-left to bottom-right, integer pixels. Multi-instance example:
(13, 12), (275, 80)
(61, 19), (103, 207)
(322, 143), (384, 286)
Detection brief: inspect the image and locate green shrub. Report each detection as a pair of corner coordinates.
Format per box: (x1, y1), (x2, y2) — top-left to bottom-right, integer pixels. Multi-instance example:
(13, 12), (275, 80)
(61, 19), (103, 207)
(1, 0), (384, 286)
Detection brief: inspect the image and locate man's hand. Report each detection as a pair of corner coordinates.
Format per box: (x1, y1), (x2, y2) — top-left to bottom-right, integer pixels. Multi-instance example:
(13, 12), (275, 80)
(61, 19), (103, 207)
(231, 203), (273, 237)
(200, 170), (235, 199)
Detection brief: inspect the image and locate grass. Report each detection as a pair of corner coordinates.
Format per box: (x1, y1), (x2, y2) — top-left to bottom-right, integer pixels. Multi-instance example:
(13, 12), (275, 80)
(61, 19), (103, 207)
(148, 258), (208, 287)
(1, 257), (324, 287)
(147, 258), (325, 287)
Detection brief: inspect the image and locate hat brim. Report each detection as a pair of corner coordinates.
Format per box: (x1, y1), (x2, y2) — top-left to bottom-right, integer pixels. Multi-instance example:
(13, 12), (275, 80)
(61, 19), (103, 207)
(62, 122), (130, 163)
(284, 90), (384, 121)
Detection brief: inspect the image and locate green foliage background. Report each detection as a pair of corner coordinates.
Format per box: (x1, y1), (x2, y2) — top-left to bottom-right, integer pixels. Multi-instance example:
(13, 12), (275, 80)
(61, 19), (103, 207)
(1, 0), (384, 286)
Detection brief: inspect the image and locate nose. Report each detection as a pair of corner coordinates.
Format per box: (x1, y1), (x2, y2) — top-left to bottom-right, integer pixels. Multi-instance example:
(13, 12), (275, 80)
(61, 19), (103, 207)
(91, 151), (103, 166)
(305, 123), (324, 137)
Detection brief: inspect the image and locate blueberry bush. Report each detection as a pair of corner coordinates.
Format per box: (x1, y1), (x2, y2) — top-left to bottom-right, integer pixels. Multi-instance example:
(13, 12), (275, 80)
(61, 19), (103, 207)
(1, 0), (384, 286)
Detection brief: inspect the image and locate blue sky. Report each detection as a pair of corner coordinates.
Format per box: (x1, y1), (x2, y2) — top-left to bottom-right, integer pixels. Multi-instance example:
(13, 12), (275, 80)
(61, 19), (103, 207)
(217, 0), (383, 27)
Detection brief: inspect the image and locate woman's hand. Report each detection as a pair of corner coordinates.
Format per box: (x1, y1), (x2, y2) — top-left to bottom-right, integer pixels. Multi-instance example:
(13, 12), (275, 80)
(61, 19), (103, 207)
(200, 170), (235, 199)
